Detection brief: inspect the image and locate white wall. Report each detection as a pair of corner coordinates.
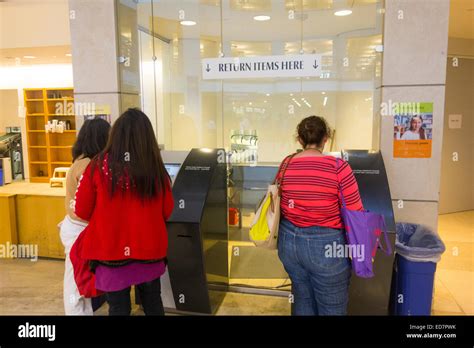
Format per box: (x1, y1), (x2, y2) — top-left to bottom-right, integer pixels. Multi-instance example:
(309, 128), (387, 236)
(0, 64), (73, 90)
(0, 64), (74, 179)
(439, 37), (474, 213)
(380, 0), (450, 232)
(0, 90), (20, 132)
(0, 0), (70, 49)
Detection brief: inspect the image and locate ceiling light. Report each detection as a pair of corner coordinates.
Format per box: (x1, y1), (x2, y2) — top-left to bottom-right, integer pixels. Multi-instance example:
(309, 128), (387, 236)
(65, 53), (72, 57)
(321, 92), (326, 95)
(180, 20), (196, 26)
(23, 56), (36, 59)
(334, 10), (352, 16)
(266, 93), (270, 96)
(323, 96), (328, 106)
(253, 15), (270, 21)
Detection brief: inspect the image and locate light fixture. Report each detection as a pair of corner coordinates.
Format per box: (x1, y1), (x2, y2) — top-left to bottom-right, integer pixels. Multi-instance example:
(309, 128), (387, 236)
(321, 91), (326, 95)
(323, 96), (328, 106)
(23, 55), (36, 59)
(253, 15), (270, 21)
(334, 9), (352, 16)
(65, 53), (72, 57)
(266, 93), (270, 96)
(292, 98), (301, 107)
(180, 20), (197, 26)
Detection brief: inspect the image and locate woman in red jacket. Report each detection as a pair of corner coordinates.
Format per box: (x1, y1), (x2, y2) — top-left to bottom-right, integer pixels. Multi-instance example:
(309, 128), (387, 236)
(74, 108), (174, 316)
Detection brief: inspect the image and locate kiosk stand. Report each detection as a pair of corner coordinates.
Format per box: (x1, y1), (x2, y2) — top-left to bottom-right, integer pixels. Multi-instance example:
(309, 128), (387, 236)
(344, 150), (396, 315)
(166, 148), (228, 314)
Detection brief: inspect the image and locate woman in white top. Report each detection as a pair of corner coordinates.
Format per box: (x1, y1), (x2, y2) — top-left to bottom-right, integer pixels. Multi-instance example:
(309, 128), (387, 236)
(59, 118), (110, 315)
(401, 115), (425, 140)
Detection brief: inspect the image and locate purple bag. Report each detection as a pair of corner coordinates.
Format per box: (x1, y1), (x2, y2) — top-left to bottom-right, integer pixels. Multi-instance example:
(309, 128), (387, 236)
(336, 158), (392, 278)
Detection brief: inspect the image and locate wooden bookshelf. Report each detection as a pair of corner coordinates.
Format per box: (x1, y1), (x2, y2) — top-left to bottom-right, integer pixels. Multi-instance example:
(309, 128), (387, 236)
(24, 88), (76, 183)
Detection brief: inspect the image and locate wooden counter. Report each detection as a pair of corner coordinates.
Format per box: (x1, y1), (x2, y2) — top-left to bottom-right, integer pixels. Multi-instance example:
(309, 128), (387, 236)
(0, 181), (66, 259)
(0, 193), (18, 245)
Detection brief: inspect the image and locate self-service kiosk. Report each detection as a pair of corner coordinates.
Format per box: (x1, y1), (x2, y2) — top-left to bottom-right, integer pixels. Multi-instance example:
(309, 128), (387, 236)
(160, 148), (395, 315)
(343, 150), (396, 315)
(162, 149), (228, 314)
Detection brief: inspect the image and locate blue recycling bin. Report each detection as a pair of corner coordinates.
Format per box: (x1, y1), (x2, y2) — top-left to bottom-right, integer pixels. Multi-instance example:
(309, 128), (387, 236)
(390, 223), (446, 315)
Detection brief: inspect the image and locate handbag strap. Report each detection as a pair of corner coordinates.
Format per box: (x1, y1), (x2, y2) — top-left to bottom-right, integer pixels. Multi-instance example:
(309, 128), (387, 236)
(377, 215), (393, 255)
(335, 157), (347, 208)
(275, 152), (297, 197)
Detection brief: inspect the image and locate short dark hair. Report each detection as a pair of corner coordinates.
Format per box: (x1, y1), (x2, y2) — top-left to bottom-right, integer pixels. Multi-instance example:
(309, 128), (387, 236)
(72, 118), (111, 162)
(296, 115), (331, 148)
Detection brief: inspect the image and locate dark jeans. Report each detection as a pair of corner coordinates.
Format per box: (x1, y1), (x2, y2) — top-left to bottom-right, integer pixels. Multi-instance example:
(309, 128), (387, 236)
(106, 277), (164, 316)
(278, 218), (351, 316)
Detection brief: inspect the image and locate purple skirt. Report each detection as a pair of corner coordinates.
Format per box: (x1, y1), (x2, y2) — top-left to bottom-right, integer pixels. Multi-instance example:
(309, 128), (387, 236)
(95, 261), (166, 292)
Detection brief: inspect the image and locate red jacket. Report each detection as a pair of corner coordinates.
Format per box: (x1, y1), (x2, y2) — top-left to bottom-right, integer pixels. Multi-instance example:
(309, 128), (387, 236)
(74, 158), (174, 261)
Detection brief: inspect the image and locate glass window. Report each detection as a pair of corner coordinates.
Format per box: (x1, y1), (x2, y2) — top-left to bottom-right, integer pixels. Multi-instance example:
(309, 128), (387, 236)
(117, 0), (384, 290)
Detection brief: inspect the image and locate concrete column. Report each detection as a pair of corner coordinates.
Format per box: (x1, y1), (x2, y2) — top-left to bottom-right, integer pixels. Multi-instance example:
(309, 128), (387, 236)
(379, 0), (450, 231)
(68, 0), (140, 129)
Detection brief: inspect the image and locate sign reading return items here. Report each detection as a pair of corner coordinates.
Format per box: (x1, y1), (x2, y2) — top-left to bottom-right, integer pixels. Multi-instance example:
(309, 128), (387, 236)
(202, 54), (322, 80)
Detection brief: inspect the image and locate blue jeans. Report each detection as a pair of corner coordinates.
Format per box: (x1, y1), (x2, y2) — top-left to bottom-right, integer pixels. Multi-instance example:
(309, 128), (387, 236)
(278, 218), (351, 316)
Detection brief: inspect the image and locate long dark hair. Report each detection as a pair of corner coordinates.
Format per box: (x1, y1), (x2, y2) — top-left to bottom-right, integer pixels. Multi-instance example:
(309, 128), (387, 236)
(72, 118), (110, 162)
(95, 108), (168, 199)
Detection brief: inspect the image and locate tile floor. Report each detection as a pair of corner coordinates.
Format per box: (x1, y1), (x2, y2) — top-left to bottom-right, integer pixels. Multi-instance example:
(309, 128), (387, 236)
(0, 211), (472, 316)
(431, 210), (474, 315)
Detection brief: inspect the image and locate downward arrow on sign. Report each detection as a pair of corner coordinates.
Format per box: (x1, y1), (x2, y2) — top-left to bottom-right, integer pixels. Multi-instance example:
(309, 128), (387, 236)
(313, 61), (319, 69)
(206, 64), (211, 72)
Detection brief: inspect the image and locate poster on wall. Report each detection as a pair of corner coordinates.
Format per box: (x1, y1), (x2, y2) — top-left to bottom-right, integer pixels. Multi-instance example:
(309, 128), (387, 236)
(393, 102), (433, 158)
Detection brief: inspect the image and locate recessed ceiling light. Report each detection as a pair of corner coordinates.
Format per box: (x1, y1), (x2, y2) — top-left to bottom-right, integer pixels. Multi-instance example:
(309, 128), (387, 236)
(266, 93), (270, 96)
(65, 53), (72, 57)
(180, 20), (196, 26)
(334, 10), (352, 16)
(254, 15), (270, 21)
(23, 55), (36, 59)
(321, 92), (326, 95)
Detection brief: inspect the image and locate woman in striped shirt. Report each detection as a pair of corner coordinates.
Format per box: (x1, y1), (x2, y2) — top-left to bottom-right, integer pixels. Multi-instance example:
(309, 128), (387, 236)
(277, 115), (363, 316)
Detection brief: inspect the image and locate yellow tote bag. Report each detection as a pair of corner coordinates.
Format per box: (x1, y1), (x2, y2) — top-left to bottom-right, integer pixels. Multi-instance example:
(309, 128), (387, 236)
(249, 184), (280, 249)
(249, 153), (296, 250)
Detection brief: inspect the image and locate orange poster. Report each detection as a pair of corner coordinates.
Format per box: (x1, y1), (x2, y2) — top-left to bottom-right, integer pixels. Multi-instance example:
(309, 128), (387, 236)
(393, 102), (433, 158)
